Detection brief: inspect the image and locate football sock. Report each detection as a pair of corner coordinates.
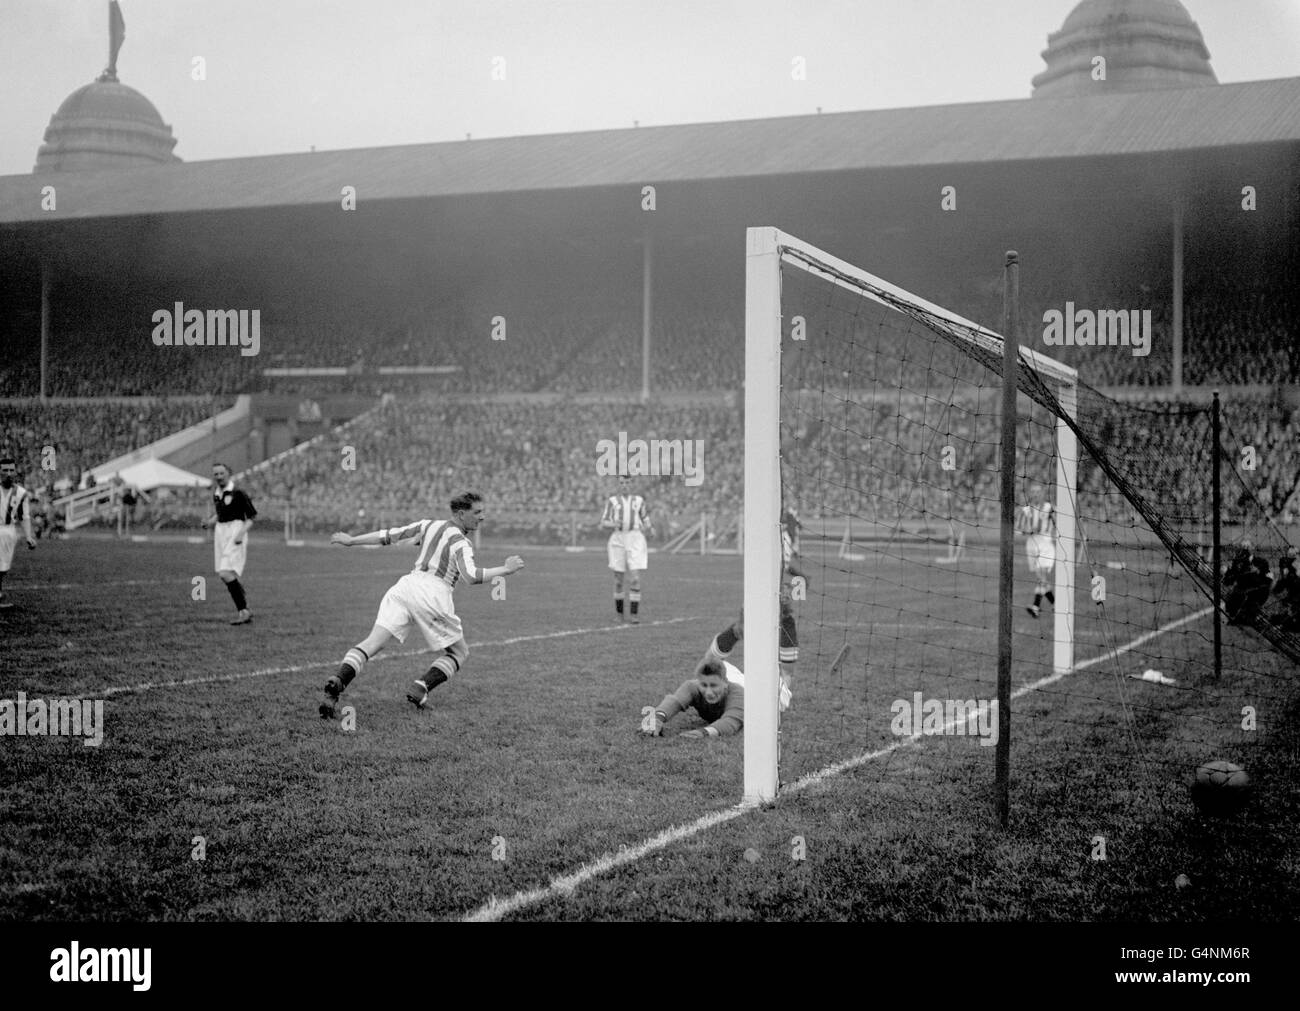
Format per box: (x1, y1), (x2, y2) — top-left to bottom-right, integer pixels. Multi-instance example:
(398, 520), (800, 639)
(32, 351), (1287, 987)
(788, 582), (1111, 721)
(716, 625), (740, 654)
(1033, 593), (1043, 608)
(427, 645), (463, 685)
(226, 578), (247, 611)
(338, 647), (368, 687)
(423, 667), (449, 690)
(780, 610), (798, 650)
(614, 594), (624, 615)
(1045, 591), (1055, 606)
(629, 589), (641, 616)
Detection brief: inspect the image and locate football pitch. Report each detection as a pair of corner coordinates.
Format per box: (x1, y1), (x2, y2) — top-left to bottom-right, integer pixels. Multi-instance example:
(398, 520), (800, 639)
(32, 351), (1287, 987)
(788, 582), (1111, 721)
(1, 535), (1296, 922)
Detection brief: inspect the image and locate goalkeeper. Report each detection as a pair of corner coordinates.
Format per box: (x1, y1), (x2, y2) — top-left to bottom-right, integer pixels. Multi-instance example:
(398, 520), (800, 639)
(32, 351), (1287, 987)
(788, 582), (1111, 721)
(640, 659), (744, 739)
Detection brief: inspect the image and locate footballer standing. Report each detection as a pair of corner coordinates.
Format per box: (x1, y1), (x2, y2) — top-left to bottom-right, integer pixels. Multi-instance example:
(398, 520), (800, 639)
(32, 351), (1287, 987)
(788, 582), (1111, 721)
(1016, 483), (1058, 619)
(600, 474), (654, 623)
(0, 457), (37, 610)
(203, 462), (257, 625)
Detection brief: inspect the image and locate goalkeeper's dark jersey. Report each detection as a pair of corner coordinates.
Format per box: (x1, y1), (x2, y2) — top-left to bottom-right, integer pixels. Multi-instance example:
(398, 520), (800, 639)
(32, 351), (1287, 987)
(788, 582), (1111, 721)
(657, 677), (745, 736)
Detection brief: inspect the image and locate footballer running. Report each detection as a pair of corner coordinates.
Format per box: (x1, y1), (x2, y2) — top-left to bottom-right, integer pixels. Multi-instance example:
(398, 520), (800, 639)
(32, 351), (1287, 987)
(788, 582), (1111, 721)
(202, 463), (257, 624)
(319, 490), (524, 717)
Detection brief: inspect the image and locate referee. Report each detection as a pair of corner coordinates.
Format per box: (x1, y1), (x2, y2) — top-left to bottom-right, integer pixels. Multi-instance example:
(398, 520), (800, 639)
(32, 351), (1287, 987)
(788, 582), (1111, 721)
(203, 462), (257, 624)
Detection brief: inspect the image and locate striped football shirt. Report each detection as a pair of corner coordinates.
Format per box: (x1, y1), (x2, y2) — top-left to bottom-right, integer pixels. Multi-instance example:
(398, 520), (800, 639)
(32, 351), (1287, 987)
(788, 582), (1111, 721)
(1016, 503), (1054, 536)
(382, 518), (480, 587)
(602, 494), (648, 533)
(1, 484), (28, 526)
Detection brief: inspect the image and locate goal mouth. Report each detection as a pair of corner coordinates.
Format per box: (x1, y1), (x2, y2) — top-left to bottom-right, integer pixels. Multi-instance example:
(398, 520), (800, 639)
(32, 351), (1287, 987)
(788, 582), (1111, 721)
(745, 226), (1298, 810)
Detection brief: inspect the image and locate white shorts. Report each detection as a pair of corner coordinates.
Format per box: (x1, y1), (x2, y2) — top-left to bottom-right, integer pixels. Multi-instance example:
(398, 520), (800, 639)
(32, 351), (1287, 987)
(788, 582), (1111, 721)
(375, 572), (464, 650)
(1025, 534), (1057, 579)
(608, 530), (648, 572)
(214, 521), (249, 576)
(0, 526), (17, 571)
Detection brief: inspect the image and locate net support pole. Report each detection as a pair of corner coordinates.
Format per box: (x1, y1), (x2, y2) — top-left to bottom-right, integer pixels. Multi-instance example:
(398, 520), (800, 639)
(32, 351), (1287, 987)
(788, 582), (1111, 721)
(996, 250), (1020, 828)
(1212, 389), (1222, 681)
(641, 232), (653, 403)
(1054, 382), (1078, 676)
(40, 260), (50, 402)
(743, 227), (782, 805)
(1172, 199), (1184, 391)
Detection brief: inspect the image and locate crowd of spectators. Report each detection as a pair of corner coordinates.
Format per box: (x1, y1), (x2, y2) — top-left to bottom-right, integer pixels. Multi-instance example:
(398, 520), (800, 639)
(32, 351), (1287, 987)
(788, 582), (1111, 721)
(2, 252), (1295, 549)
(241, 397), (742, 540)
(0, 399), (229, 498)
(3, 260), (1292, 399)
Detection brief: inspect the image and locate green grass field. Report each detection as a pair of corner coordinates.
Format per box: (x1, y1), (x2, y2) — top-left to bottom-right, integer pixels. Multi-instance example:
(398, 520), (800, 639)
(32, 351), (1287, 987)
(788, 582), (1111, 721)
(1, 533), (1296, 922)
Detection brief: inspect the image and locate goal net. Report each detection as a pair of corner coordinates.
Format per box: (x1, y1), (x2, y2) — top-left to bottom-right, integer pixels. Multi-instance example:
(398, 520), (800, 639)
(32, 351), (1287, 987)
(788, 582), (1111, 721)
(743, 228), (1297, 817)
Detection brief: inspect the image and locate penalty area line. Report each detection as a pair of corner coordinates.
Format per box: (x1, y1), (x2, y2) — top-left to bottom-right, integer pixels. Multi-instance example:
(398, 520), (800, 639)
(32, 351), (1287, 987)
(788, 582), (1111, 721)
(95, 617), (703, 697)
(463, 605), (1212, 922)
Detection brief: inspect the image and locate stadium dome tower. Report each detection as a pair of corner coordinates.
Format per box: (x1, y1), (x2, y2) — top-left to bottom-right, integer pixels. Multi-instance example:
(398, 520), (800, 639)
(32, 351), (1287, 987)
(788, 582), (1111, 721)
(34, 3), (179, 171)
(1032, 0), (1217, 97)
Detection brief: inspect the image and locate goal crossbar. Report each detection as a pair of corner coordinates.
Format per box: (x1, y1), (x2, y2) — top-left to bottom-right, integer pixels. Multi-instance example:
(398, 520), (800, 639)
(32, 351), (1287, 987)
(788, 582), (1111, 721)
(744, 226), (1079, 804)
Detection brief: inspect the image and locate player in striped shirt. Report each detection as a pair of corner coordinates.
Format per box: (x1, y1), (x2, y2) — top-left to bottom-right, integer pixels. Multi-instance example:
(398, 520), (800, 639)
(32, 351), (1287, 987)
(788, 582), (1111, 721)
(319, 490), (524, 717)
(0, 458), (37, 610)
(698, 510), (802, 711)
(1015, 484), (1058, 618)
(601, 475), (654, 623)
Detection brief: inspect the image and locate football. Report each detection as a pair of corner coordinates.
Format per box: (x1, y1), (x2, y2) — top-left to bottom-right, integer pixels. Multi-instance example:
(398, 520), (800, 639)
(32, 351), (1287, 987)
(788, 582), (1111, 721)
(1190, 760), (1251, 817)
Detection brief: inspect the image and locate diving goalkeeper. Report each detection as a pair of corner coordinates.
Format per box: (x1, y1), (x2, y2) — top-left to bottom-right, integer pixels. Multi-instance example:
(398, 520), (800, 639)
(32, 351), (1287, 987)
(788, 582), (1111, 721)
(639, 659), (745, 739)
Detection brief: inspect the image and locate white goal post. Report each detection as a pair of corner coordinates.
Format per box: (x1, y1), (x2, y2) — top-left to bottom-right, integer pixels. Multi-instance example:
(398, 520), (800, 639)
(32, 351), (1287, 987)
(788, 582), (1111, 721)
(743, 227), (1079, 804)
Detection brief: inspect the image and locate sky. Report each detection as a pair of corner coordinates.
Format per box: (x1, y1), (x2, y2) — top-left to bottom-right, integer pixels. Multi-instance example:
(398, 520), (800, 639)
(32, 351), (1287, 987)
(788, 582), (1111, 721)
(1, 0), (1297, 176)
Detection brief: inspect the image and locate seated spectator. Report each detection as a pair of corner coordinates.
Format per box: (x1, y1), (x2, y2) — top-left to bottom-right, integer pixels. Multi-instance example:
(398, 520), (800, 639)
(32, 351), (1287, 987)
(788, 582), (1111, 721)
(1224, 541), (1273, 626)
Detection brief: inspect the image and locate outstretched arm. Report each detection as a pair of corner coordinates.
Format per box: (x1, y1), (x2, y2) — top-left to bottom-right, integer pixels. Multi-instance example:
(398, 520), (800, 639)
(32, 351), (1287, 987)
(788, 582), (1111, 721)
(331, 519), (426, 547)
(455, 540), (524, 583)
(639, 683), (691, 735)
(464, 555), (525, 583)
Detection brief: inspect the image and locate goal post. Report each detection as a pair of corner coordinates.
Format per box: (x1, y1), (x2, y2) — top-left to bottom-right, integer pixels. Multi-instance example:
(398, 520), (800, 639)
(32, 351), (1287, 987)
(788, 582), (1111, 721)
(743, 227), (782, 804)
(743, 226), (1079, 805)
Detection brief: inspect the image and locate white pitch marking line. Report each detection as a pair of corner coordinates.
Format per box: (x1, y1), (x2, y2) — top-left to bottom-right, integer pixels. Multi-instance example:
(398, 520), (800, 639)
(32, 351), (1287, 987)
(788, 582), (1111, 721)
(462, 605), (1213, 922)
(22, 569), (426, 592)
(95, 617), (705, 697)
